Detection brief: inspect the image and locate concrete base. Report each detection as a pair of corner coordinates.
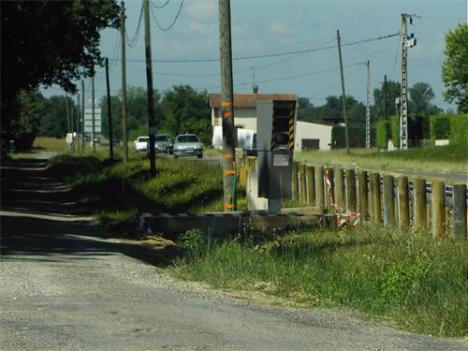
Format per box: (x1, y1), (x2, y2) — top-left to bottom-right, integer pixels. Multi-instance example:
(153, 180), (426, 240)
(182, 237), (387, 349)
(139, 209), (324, 241)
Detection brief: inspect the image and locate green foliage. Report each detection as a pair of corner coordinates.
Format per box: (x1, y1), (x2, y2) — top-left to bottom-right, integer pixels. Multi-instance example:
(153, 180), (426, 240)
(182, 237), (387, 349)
(173, 225), (468, 337)
(449, 114), (468, 144)
(408, 82), (441, 116)
(38, 95), (73, 138)
(375, 120), (390, 149)
(372, 80), (400, 119)
(390, 115), (400, 147)
(1, 1), (120, 148)
(442, 23), (468, 113)
(178, 229), (206, 255)
(331, 125), (366, 148)
(429, 115), (450, 144)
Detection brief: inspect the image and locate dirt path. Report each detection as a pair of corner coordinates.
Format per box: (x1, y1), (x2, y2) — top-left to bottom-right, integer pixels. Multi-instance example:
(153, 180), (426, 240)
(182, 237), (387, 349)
(1, 158), (466, 351)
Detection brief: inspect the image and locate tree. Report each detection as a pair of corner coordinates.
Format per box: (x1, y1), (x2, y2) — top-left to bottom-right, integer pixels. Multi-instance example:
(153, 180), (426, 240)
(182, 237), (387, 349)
(409, 82), (441, 116)
(1, 0), (120, 150)
(297, 97), (319, 122)
(442, 23), (468, 113)
(38, 96), (72, 138)
(161, 86), (211, 144)
(372, 80), (401, 119)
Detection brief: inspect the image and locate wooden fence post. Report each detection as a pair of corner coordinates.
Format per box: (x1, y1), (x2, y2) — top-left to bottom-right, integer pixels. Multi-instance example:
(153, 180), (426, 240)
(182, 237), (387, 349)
(369, 173), (381, 223)
(413, 178), (427, 230)
(431, 180), (446, 239)
(397, 176), (409, 231)
(325, 167), (334, 211)
(315, 165), (324, 211)
(334, 168), (345, 209)
(306, 165), (315, 206)
(358, 170), (368, 220)
(452, 183), (466, 240)
(299, 164), (307, 203)
(383, 175), (395, 226)
(345, 169), (356, 211)
(292, 162), (299, 201)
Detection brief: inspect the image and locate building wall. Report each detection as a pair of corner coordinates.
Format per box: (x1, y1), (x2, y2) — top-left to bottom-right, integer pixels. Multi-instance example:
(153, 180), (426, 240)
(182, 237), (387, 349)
(294, 121), (333, 151)
(212, 107), (257, 132)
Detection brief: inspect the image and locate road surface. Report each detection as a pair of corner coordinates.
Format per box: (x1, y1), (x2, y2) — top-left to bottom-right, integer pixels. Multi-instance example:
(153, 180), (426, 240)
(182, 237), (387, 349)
(1, 157), (466, 351)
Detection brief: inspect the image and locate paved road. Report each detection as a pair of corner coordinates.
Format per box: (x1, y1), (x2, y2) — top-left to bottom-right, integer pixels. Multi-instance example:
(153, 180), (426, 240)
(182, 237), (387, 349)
(1, 158), (466, 351)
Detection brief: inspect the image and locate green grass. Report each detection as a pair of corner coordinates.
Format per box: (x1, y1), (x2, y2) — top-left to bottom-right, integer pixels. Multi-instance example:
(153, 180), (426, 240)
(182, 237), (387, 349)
(295, 144), (468, 174)
(171, 225), (468, 338)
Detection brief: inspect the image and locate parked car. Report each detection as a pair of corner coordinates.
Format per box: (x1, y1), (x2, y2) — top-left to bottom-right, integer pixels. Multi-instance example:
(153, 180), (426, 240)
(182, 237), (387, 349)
(154, 134), (173, 154)
(173, 134), (203, 159)
(134, 136), (149, 152)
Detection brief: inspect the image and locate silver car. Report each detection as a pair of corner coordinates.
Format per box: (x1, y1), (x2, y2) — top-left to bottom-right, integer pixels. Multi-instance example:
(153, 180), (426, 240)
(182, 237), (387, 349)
(154, 134), (173, 154)
(173, 134), (203, 159)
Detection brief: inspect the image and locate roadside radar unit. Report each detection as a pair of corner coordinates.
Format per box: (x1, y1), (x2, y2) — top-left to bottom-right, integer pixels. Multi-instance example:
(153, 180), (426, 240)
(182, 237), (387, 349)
(248, 99), (297, 213)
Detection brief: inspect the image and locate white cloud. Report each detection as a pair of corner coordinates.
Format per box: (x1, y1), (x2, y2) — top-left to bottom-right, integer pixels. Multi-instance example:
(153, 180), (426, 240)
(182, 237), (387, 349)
(185, 0), (217, 22)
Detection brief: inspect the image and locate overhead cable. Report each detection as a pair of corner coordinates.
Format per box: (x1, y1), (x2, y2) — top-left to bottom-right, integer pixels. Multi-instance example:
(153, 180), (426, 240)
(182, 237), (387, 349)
(126, 0), (144, 47)
(150, 0), (184, 31)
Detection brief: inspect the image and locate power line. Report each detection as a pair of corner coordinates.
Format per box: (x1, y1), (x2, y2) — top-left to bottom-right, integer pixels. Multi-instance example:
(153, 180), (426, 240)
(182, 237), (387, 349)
(151, 0), (170, 9)
(111, 31), (400, 64)
(150, 0), (184, 31)
(126, 0), (144, 47)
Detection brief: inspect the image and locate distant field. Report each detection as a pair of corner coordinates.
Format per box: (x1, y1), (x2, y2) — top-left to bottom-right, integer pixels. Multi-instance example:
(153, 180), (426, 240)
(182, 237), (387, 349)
(295, 145), (468, 174)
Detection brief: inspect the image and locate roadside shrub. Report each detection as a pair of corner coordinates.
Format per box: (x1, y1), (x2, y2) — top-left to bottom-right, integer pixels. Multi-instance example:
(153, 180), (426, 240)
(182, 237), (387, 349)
(449, 114), (468, 144)
(331, 125), (365, 148)
(389, 115), (400, 147)
(375, 120), (390, 149)
(178, 229), (206, 255)
(429, 115), (450, 144)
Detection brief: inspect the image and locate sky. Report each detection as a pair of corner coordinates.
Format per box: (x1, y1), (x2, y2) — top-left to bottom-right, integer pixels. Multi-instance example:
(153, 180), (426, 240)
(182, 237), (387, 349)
(41, 0), (467, 111)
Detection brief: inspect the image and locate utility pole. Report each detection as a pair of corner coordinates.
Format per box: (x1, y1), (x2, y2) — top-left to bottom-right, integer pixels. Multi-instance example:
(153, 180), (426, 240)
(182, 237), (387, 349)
(105, 58), (114, 160)
(366, 60), (371, 149)
(383, 74), (387, 119)
(92, 74), (96, 153)
(81, 80), (85, 150)
(399, 14), (417, 150)
(70, 96), (75, 153)
(337, 29), (349, 154)
(66, 96), (71, 152)
(120, 1), (129, 162)
(76, 94), (80, 152)
(218, 0), (237, 211)
(144, 0), (156, 175)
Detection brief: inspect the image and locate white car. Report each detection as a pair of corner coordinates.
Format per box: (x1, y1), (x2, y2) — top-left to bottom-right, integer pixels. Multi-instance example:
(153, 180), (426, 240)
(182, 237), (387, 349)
(134, 136), (149, 152)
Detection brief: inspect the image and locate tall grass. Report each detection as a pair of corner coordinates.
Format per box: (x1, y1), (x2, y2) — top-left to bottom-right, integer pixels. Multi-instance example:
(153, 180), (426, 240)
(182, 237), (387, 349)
(172, 225), (468, 337)
(295, 144), (468, 173)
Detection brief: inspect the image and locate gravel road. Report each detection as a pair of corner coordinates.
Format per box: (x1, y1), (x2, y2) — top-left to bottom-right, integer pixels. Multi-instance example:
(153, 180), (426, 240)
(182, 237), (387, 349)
(1, 157), (466, 351)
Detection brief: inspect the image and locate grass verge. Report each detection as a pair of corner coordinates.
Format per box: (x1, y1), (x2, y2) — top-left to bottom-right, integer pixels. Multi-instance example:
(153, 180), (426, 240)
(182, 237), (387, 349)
(170, 224), (468, 338)
(295, 144), (468, 174)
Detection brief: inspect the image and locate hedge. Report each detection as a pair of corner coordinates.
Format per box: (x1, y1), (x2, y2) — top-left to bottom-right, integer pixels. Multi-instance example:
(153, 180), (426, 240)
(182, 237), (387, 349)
(376, 120), (390, 149)
(331, 125), (367, 148)
(390, 116), (400, 148)
(429, 115), (450, 144)
(449, 114), (468, 144)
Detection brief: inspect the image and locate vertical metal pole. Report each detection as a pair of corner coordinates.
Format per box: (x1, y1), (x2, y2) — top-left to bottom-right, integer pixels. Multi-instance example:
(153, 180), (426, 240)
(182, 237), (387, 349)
(120, 1), (129, 163)
(76, 94), (80, 152)
(70, 96), (75, 153)
(218, 0), (237, 211)
(92, 75), (96, 153)
(383, 74), (387, 120)
(81, 80), (85, 150)
(105, 58), (114, 160)
(337, 30), (349, 154)
(400, 14), (409, 149)
(144, 0), (156, 175)
(366, 60), (371, 148)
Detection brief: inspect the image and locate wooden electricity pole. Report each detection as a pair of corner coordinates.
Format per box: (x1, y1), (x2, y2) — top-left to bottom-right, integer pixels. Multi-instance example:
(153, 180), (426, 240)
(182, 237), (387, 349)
(337, 29), (349, 154)
(218, 0), (237, 211)
(383, 74), (387, 119)
(76, 93), (80, 152)
(366, 60), (371, 149)
(144, 0), (156, 175)
(105, 58), (114, 160)
(120, 1), (129, 162)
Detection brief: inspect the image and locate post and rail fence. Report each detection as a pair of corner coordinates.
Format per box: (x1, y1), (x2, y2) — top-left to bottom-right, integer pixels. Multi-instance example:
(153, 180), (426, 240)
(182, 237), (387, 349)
(239, 157), (467, 240)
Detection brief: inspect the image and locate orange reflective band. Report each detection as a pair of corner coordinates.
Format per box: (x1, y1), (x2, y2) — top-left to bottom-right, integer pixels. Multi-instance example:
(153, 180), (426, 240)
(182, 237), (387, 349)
(223, 153), (235, 159)
(222, 111), (233, 118)
(221, 101), (233, 107)
(224, 170), (236, 175)
(224, 204), (235, 209)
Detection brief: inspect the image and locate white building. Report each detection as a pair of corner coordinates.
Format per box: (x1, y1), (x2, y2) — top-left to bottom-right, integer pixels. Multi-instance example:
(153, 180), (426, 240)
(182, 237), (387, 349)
(208, 92), (333, 151)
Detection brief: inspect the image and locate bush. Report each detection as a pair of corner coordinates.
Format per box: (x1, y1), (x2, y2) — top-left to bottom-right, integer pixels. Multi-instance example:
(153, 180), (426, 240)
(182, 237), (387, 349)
(429, 115), (450, 144)
(331, 125), (366, 148)
(390, 115), (400, 147)
(375, 120), (390, 149)
(449, 114), (468, 144)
